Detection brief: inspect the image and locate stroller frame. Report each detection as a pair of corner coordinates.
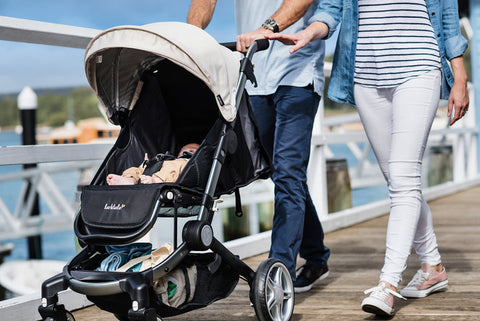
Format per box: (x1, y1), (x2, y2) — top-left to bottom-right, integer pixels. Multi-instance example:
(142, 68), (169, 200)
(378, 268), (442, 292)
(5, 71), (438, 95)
(39, 39), (294, 321)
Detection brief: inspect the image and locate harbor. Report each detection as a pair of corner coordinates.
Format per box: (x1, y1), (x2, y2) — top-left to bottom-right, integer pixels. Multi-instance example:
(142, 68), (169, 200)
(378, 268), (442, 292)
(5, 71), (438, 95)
(1, 4), (480, 321)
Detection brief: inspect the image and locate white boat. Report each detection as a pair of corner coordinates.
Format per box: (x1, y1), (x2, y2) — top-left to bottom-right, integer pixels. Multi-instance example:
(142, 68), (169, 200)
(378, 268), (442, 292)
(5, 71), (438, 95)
(0, 260), (65, 297)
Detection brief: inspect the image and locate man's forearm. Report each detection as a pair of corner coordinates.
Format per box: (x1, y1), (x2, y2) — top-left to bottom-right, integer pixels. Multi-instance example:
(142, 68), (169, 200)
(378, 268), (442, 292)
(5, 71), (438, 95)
(187, 0), (217, 29)
(270, 0), (315, 31)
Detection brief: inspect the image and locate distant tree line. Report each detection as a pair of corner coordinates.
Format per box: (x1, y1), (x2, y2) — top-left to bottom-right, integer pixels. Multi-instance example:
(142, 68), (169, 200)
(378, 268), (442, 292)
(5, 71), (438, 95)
(0, 87), (102, 128)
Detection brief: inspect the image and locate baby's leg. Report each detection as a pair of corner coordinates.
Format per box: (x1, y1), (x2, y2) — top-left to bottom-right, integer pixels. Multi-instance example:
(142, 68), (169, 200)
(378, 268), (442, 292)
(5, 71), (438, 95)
(107, 174), (137, 185)
(140, 175), (163, 184)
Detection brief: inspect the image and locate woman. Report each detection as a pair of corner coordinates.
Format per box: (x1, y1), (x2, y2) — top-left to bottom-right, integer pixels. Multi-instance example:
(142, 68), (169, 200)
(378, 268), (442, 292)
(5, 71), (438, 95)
(266, 0), (469, 316)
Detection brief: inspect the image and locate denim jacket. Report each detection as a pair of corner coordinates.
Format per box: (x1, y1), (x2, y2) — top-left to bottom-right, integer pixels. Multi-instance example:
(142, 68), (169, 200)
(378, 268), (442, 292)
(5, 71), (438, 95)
(309, 0), (468, 106)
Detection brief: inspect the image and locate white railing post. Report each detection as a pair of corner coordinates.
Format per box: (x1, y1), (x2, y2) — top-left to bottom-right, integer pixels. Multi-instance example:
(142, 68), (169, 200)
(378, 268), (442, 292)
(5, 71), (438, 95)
(248, 203), (260, 235)
(452, 131), (466, 183)
(465, 83), (477, 178)
(466, 6), (480, 174)
(308, 96), (328, 218)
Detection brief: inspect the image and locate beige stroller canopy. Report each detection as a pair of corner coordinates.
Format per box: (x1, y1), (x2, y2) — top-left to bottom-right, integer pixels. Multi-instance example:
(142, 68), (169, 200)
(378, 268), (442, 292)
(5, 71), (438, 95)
(84, 22), (241, 122)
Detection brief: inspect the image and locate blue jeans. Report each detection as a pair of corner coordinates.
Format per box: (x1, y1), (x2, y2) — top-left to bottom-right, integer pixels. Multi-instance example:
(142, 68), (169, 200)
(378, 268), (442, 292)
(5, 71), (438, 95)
(249, 85), (330, 280)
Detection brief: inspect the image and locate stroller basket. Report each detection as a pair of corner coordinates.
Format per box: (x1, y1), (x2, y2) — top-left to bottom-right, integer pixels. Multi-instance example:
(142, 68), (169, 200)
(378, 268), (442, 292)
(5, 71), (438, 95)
(70, 253), (239, 318)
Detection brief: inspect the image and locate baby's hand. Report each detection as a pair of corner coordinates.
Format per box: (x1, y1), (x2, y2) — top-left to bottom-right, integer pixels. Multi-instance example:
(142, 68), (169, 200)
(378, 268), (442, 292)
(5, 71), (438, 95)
(140, 175), (154, 184)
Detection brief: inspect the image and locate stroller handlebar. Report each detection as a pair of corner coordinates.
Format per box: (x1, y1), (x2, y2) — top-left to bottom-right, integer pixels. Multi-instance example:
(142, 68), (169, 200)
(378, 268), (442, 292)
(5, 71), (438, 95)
(221, 39), (270, 52)
(221, 42), (237, 51)
(232, 39), (270, 107)
(255, 39), (270, 51)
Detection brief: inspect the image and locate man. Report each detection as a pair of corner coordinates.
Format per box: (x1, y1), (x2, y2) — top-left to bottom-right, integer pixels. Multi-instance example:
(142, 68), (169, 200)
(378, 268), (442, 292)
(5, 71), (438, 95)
(187, 0), (330, 293)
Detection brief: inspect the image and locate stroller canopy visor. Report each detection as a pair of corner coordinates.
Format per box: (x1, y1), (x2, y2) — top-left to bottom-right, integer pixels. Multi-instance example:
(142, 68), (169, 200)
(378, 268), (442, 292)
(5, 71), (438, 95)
(84, 22), (240, 123)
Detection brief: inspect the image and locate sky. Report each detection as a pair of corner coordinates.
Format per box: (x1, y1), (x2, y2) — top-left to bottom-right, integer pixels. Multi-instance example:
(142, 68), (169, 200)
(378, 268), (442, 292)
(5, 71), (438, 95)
(0, 0), (336, 95)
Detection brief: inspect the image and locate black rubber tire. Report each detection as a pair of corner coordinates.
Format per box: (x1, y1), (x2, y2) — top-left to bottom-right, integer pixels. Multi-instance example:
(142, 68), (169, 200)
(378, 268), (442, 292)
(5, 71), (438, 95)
(65, 311), (75, 321)
(252, 258), (294, 321)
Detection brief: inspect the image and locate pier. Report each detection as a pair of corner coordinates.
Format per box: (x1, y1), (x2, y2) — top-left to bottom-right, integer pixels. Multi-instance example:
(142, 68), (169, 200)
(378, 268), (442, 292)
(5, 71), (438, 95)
(72, 185), (480, 321)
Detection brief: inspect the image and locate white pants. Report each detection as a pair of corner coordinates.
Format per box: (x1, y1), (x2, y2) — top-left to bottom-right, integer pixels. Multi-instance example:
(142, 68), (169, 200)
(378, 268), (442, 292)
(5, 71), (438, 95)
(354, 69), (443, 288)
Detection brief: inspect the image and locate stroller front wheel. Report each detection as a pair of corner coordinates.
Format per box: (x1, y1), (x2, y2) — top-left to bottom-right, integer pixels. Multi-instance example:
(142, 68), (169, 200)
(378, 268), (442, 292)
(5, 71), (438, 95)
(252, 258), (294, 321)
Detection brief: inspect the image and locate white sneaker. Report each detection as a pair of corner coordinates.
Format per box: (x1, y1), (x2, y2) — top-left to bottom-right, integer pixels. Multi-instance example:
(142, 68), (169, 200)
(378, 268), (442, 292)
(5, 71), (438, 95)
(361, 282), (406, 316)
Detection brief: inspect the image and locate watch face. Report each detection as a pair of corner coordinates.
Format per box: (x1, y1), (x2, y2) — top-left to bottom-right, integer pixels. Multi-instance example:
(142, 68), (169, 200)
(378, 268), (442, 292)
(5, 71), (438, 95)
(263, 19), (279, 32)
(265, 19), (276, 28)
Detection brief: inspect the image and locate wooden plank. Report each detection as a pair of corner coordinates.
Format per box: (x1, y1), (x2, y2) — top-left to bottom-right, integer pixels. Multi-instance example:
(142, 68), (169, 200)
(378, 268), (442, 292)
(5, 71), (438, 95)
(68, 186), (480, 320)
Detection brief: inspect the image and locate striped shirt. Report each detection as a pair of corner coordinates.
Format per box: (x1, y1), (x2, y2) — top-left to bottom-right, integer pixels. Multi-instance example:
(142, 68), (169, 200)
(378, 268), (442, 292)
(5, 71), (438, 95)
(354, 0), (441, 87)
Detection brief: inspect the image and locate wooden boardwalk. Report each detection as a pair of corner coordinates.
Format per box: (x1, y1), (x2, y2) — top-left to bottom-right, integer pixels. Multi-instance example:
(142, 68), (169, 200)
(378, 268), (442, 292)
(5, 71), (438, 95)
(71, 186), (480, 321)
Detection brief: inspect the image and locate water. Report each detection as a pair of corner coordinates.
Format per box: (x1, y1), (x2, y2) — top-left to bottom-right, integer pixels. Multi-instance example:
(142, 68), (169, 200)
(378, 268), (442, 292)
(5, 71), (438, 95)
(329, 143), (388, 206)
(0, 132), (388, 263)
(0, 131), (78, 262)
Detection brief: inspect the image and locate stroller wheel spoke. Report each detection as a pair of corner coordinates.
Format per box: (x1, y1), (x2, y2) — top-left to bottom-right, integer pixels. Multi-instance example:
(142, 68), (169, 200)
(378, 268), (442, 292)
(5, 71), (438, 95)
(267, 275), (276, 292)
(267, 295), (276, 311)
(271, 303), (281, 321)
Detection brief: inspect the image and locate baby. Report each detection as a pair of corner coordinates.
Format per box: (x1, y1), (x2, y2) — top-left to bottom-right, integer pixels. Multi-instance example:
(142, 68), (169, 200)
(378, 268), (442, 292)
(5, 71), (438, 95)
(106, 143), (199, 185)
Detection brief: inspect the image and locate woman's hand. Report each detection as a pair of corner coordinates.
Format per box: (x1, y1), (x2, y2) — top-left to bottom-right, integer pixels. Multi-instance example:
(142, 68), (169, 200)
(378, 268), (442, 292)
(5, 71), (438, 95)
(265, 21), (329, 54)
(448, 56), (469, 126)
(448, 81), (469, 126)
(265, 31), (310, 53)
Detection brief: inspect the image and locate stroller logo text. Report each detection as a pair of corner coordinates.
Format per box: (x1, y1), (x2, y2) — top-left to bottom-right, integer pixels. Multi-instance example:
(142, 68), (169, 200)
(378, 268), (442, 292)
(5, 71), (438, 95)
(104, 203), (126, 210)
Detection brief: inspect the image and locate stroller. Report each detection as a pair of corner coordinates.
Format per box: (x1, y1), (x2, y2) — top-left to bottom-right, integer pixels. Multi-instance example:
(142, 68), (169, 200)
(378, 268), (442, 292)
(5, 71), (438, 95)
(39, 22), (294, 321)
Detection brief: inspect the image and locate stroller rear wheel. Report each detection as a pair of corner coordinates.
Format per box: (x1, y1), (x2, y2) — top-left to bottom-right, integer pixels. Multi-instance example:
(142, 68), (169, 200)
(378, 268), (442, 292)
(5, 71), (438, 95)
(252, 258), (294, 321)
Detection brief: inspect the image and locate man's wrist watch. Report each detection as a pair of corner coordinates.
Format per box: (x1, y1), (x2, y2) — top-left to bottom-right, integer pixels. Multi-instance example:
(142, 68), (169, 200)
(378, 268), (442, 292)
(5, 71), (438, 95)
(262, 18), (279, 33)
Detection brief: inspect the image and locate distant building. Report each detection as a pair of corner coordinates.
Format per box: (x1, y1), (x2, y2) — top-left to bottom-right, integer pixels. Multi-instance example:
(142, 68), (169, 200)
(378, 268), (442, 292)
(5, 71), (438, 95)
(38, 117), (120, 144)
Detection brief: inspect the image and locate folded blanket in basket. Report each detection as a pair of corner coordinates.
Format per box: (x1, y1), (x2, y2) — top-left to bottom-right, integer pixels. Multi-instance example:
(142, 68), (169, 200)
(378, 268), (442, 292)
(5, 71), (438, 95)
(116, 242), (174, 272)
(97, 242), (152, 272)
